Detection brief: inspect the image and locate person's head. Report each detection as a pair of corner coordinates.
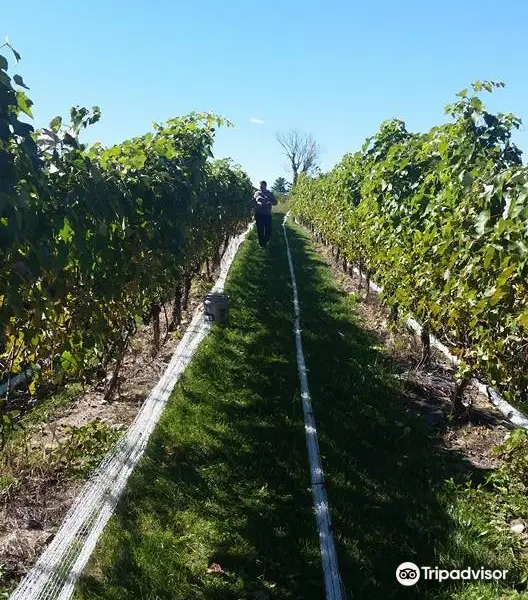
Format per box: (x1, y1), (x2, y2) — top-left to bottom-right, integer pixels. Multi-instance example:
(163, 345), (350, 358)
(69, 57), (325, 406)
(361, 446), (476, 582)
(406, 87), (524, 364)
(259, 180), (267, 191)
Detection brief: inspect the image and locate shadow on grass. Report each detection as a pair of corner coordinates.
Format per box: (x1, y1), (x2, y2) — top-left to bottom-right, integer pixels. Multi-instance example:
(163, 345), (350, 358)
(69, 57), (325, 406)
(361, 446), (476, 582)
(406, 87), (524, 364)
(75, 215), (506, 600)
(285, 221), (510, 599)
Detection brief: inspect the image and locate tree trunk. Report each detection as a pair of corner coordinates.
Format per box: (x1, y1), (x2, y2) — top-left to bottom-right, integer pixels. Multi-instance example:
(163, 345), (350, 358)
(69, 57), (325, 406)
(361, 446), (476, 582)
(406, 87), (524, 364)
(420, 325), (431, 367)
(104, 329), (131, 402)
(151, 303), (161, 357)
(170, 283), (183, 331)
(214, 247), (221, 271)
(162, 303), (170, 345)
(390, 303), (399, 324)
(182, 276), (191, 311)
(452, 377), (471, 418)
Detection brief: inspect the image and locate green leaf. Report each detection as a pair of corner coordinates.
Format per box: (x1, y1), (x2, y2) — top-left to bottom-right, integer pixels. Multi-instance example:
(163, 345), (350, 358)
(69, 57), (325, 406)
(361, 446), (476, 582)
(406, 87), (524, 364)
(517, 312), (528, 329)
(475, 210), (489, 235)
(460, 171), (473, 188)
(496, 265), (517, 288)
(490, 286), (508, 306)
(11, 119), (33, 137)
(483, 246), (495, 270)
(456, 88), (468, 98)
(15, 90), (33, 118)
(50, 116), (62, 133)
(0, 55), (7, 71)
(470, 97), (484, 111)
(128, 150), (147, 170)
(60, 350), (79, 373)
(0, 70), (10, 87)
(63, 133), (79, 148)
(13, 74), (29, 89)
(59, 218), (74, 243)
(516, 240), (528, 256)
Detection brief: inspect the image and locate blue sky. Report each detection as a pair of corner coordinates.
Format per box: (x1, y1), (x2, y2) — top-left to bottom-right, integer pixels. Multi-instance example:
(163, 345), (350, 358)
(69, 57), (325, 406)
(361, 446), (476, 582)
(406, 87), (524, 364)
(4, 0), (528, 186)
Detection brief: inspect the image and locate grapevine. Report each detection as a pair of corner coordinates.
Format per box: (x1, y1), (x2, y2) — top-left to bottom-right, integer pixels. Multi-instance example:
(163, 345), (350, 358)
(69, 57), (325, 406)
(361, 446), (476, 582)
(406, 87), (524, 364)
(290, 82), (528, 407)
(0, 50), (253, 418)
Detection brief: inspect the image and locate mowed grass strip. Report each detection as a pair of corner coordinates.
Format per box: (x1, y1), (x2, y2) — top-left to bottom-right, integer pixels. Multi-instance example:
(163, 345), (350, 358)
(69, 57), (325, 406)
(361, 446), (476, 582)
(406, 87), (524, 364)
(75, 216), (323, 600)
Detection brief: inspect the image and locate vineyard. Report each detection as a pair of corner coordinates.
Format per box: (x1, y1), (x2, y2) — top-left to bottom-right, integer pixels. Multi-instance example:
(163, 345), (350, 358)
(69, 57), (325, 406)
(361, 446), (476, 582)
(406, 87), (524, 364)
(2, 43), (528, 600)
(0, 45), (252, 423)
(290, 81), (528, 409)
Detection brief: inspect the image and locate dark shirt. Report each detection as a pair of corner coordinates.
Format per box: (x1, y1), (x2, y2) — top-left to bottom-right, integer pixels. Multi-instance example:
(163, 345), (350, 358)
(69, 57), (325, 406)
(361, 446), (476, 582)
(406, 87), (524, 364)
(253, 189), (276, 215)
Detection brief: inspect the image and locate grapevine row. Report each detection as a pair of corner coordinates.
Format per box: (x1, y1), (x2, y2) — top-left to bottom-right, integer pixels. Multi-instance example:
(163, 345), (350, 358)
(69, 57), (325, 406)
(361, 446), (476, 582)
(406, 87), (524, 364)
(0, 48), (253, 412)
(290, 81), (528, 407)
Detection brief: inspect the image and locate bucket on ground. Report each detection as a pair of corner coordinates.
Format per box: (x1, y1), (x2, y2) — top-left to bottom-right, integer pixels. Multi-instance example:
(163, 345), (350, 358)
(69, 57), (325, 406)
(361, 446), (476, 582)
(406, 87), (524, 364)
(204, 293), (230, 325)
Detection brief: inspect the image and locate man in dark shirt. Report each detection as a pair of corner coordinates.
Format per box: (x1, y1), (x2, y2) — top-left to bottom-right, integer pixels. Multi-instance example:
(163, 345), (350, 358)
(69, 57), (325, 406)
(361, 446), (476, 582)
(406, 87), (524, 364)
(252, 180), (277, 248)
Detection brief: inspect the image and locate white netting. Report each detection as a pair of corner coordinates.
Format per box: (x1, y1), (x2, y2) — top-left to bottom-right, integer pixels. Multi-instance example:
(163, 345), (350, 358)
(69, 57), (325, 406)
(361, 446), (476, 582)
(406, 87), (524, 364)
(282, 214), (345, 600)
(10, 224), (252, 600)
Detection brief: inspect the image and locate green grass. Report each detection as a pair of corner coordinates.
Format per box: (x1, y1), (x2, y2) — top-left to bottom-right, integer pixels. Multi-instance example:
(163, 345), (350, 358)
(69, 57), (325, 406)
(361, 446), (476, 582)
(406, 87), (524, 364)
(74, 215), (528, 599)
(76, 216), (321, 599)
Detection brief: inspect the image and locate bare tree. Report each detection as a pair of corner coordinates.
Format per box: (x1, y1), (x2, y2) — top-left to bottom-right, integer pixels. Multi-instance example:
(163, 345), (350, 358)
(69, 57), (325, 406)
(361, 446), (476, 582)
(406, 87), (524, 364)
(276, 130), (320, 185)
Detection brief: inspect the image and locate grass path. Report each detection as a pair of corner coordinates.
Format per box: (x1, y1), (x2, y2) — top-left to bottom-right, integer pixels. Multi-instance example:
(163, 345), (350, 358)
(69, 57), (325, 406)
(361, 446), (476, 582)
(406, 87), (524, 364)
(75, 214), (527, 600)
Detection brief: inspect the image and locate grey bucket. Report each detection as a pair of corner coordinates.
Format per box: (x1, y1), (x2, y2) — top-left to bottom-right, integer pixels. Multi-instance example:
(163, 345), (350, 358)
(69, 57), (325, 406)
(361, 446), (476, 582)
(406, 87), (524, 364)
(204, 293), (230, 325)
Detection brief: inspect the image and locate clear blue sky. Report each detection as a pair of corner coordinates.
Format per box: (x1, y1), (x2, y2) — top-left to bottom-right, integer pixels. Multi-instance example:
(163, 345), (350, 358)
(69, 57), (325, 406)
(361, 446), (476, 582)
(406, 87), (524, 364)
(4, 0), (528, 186)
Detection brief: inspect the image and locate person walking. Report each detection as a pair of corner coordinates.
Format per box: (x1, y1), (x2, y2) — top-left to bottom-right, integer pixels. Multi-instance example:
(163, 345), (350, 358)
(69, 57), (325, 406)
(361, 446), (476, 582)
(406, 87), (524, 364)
(253, 180), (277, 248)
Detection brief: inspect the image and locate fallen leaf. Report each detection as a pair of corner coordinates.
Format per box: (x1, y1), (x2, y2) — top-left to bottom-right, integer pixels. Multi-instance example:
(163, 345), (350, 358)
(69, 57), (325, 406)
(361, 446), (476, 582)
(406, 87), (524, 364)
(207, 562), (225, 574)
(510, 520), (526, 534)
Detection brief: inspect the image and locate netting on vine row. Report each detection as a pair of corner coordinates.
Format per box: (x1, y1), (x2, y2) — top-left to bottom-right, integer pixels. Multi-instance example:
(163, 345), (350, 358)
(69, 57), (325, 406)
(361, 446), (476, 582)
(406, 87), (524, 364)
(10, 223), (253, 600)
